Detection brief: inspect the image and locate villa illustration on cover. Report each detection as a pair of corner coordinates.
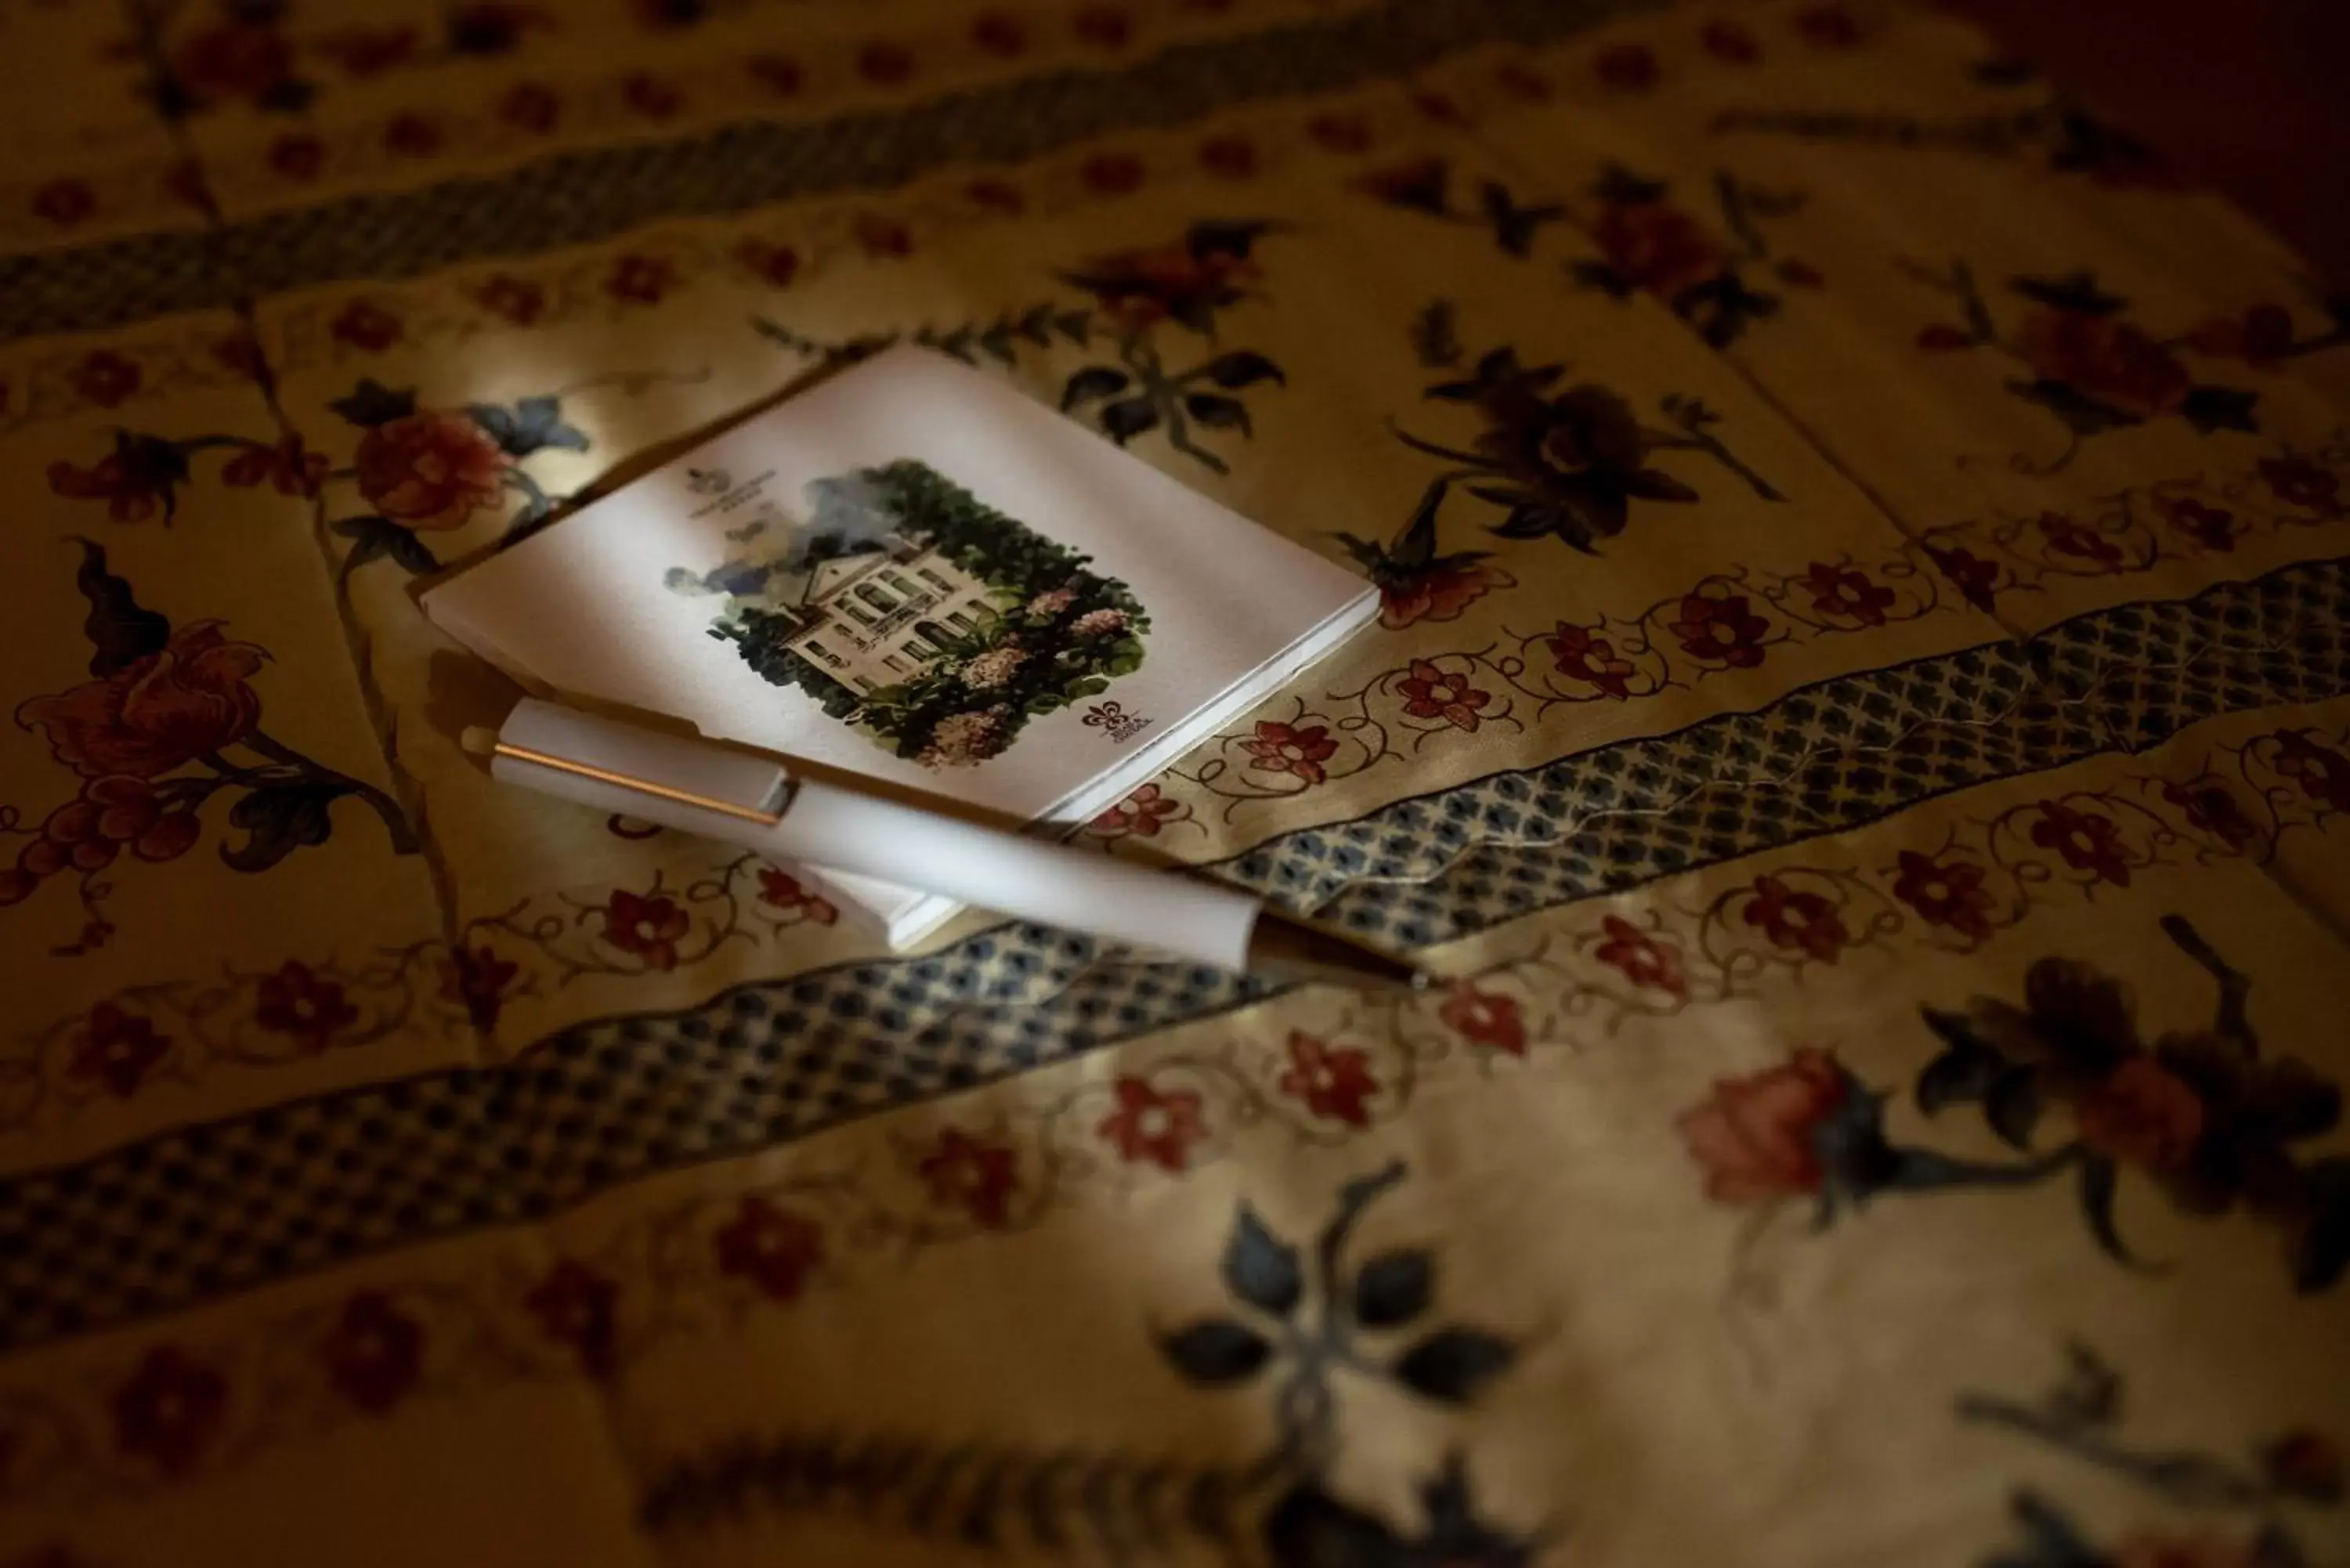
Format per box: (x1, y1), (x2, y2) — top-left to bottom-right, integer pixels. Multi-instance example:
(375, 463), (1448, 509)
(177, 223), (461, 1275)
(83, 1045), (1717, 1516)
(667, 460), (1151, 768)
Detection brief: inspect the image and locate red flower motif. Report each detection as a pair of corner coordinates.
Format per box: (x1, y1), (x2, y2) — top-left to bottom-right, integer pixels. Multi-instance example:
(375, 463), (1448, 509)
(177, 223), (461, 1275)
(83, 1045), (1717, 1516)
(319, 1292), (425, 1414)
(857, 42), (914, 84)
(1799, 562), (1896, 627)
(74, 351), (143, 409)
(714, 1196), (826, 1301)
(2260, 456), (2341, 512)
(1795, 4), (1862, 46)
(383, 114), (442, 158)
(220, 436), (326, 496)
(66, 1003), (172, 1098)
(1594, 42), (1659, 91)
(1593, 201), (1723, 299)
(439, 943), (519, 1031)
(2029, 800), (2134, 885)
(474, 273), (546, 324)
(624, 72), (683, 119)
(18, 620), (266, 779)
(112, 1346), (227, 1475)
(1200, 135), (1257, 179)
(1096, 1078), (1208, 1172)
(1092, 782), (1184, 837)
(734, 238), (801, 287)
(1668, 591), (1770, 667)
(498, 83), (561, 133)
(2161, 780), (2260, 850)
(606, 254), (676, 305)
(1074, 5), (1131, 48)
(1377, 559), (1510, 630)
(1889, 850), (1996, 941)
(1742, 876), (1849, 962)
(48, 444), (179, 523)
(2187, 303), (2295, 367)
(2272, 729), (2350, 811)
(31, 179), (95, 227)
(2076, 1058), (2205, 1172)
(267, 134), (326, 182)
(356, 410), (512, 530)
(1440, 983), (1527, 1056)
(2037, 511), (2124, 570)
(2016, 308), (2190, 418)
(966, 178), (1025, 215)
(171, 22), (295, 107)
(971, 13), (1026, 54)
(1928, 544), (2001, 612)
(330, 300), (403, 352)
(1307, 114), (1372, 154)
(1243, 721), (1339, 785)
(1701, 19), (1760, 61)
(1081, 153), (1145, 194)
(601, 890), (690, 970)
(1543, 622), (1637, 698)
(1495, 61), (1552, 100)
(747, 56), (801, 96)
(525, 1260), (619, 1378)
(756, 866), (838, 924)
(919, 1129), (1019, 1227)
(1278, 1031), (1379, 1125)
(853, 213), (912, 258)
(1396, 659), (1491, 732)
(2161, 496), (2237, 552)
(1916, 323), (1976, 351)
(1675, 1047), (1850, 1202)
(1594, 915), (1686, 995)
(252, 960), (358, 1051)
(316, 24), (419, 77)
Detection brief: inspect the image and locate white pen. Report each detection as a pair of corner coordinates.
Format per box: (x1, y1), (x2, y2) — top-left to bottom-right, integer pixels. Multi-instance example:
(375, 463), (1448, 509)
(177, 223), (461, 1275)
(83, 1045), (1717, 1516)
(461, 698), (1425, 992)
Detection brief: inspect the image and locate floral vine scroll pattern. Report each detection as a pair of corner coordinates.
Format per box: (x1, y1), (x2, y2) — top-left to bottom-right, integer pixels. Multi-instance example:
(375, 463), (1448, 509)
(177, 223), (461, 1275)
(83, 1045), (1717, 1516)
(1565, 164), (1820, 349)
(2, 543), (416, 956)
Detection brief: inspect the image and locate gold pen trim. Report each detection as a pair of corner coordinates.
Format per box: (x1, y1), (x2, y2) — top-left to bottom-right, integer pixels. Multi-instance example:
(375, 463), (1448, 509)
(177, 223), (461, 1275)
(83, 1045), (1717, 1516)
(489, 739), (786, 827)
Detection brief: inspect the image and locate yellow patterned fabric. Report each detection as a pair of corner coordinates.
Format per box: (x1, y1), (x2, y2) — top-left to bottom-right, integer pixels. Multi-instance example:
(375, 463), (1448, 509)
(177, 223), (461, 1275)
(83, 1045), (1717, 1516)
(2, 1), (2346, 1563)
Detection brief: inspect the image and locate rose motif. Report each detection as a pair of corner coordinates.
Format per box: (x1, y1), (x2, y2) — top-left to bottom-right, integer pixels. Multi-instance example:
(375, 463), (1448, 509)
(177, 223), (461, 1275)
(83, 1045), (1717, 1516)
(1445, 358), (1701, 549)
(66, 1003), (172, 1098)
(2075, 1057), (2207, 1172)
(2259, 456), (2340, 512)
(254, 960), (359, 1052)
(320, 1292), (425, 1414)
(2161, 496), (2237, 552)
(1544, 623), (1637, 698)
(1668, 591), (1770, 668)
(354, 411), (512, 531)
(1278, 1031), (1378, 1125)
(1396, 659), (1491, 732)
(525, 1260), (620, 1377)
(1594, 914), (1686, 995)
(1798, 562), (1896, 627)
(1439, 984), (1526, 1056)
(1675, 1047), (1852, 1201)
(1061, 226), (1264, 334)
(1928, 544), (2001, 612)
(440, 943), (519, 1031)
(2029, 800), (2134, 885)
(113, 1346), (228, 1475)
(754, 867), (837, 923)
(1243, 721), (1339, 786)
(221, 437), (327, 497)
(1741, 876), (1849, 962)
(918, 1129), (1019, 1227)
(1591, 201), (1723, 300)
(19, 621), (266, 779)
(1096, 1078), (1208, 1172)
(1377, 560), (1510, 630)
(2272, 729), (2350, 811)
(1889, 851), (1996, 941)
(1092, 783), (1184, 838)
(600, 890), (690, 970)
(2015, 308), (2191, 417)
(714, 1197), (826, 1301)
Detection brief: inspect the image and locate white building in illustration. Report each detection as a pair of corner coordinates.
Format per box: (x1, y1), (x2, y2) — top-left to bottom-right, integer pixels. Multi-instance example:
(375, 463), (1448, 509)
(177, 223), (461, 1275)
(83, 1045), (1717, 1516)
(776, 536), (996, 695)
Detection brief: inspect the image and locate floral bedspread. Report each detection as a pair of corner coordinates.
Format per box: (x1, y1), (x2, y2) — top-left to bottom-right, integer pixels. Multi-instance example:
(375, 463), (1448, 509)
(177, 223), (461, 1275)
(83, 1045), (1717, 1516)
(3, 0), (2347, 1563)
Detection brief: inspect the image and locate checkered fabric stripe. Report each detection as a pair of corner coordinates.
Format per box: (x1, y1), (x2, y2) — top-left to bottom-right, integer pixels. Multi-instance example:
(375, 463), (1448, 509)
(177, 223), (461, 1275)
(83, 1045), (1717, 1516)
(5, 557), (2346, 1354)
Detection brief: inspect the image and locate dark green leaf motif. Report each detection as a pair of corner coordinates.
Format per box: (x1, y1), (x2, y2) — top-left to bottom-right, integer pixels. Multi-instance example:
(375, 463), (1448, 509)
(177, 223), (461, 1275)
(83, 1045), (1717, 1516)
(1160, 1321), (1273, 1386)
(74, 539), (172, 677)
(1059, 366), (1130, 410)
(1223, 1206), (1302, 1316)
(329, 378), (418, 426)
(1100, 397), (1161, 443)
(222, 779), (353, 873)
(1393, 1329), (1515, 1404)
(1350, 1250), (1434, 1328)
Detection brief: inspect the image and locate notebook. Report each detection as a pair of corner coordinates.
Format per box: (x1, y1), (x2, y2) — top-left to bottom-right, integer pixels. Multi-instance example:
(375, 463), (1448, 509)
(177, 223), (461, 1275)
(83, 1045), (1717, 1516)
(423, 343), (1378, 948)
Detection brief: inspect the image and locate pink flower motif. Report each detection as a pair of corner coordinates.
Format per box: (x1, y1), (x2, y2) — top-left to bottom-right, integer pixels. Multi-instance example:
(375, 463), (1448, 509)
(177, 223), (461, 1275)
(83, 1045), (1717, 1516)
(1082, 153), (1145, 194)
(67, 1003), (171, 1098)
(1798, 562), (1896, 627)
(756, 866), (838, 924)
(74, 351), (143, 409)
(2029, 800), (2134, 885)
(919, 1129), (1019, 1227)
(1439, 983), (1527, 1056)
(31, 179), (96, 227)
(1544, 622), (1636, 698)
(2162, 496), (2237, 552)
(1396, 659), (1491, 731)
(857, 42), (914, 85)
(1594, 42), (1659, 91)
(1676, 1048), (1850, 1202)
(1278, 1031), (1379, 1125)
(440, 943), (519, 1031)
(112, 1346), (227, 1476)
(1928, 544), (2001, 612)
(1199, 135), (1257, 179)
(1668, 592), (1770, 667)
(253, 960), (359, 1051)
(1243, 721), (1339, 785)
(330, 300), (403, 352)
(1741, 876), (1849, 962)
(1096, 1078), (1208, 1172)
(1092, 782), (1185, 837)
(474, 273), (546, 324)
(601, 891), (690, 970)
(1594, 915), (1687, 995)
(714, 1197), (826, 1302)
(1701, 20), (1760, 61)
(606, 255), (677, 305)
(525, 1260), (619, 1378)
(2272, 728), (2350, 811)
(2036, 511), (2124, 570)
(1889, 851), (1996, 941)
(320, 1292), (425, 1414)
(1378, 559), (1510, 630)
(499, 83), (561, 132)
